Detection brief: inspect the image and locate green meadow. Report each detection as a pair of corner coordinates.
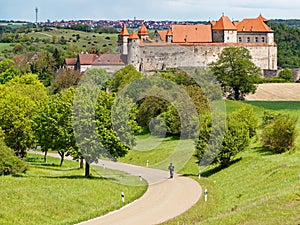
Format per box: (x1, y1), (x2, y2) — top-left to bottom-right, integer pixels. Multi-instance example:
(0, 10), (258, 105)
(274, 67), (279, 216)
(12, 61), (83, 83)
(121, 100), (300, 225)
(0, 100), (300, 224)
(0, 154), (147, 225)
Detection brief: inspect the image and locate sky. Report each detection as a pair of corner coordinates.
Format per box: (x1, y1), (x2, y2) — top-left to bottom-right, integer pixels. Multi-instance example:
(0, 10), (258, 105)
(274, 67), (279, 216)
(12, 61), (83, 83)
(1, 0), (300, 22)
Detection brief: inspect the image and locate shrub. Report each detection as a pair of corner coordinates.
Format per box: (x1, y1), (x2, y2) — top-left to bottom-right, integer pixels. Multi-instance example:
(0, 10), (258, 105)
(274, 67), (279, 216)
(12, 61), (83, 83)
(261, 111), (297, 153)
(278, 68), (293, 81)
(0, 139), (27, 175)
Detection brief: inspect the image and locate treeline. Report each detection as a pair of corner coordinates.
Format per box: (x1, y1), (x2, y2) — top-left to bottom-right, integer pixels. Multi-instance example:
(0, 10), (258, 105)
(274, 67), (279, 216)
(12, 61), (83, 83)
(269, 21), (300, 68)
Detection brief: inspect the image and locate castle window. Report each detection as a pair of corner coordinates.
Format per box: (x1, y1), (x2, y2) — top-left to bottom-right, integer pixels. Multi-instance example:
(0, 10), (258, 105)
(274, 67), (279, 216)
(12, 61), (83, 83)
(262, 37), (265, 43)
(238, 37), (242, 42)
(255, 37), (259, 43)
(247, 37), (250, 43)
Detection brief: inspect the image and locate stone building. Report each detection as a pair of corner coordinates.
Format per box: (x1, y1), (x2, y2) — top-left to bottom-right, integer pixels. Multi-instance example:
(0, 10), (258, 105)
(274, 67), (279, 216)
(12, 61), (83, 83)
(119, 14), (277, 74)
(65, 14), (277, 75)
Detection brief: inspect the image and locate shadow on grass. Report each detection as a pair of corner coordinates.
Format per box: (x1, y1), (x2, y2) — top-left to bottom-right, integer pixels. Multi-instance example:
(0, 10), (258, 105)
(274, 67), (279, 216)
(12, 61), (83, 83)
(30, 165), (81, 172)
(182, 157), (243, 178)
(253, 146), (275, 156)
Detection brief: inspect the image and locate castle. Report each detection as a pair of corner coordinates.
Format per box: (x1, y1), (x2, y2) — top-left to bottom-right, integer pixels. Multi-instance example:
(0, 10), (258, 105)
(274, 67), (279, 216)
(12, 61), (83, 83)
(65, 14), (277, 75)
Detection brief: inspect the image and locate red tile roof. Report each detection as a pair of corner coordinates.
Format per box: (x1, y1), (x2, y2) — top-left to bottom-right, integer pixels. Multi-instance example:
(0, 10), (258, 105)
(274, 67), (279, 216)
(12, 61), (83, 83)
(129, 31), (139, 39)
(157, 31), (167, 42)
(212, 16), (237, 30)
(92, 54), (126, 65)
(166, 28), (173, 36)
(172, 24), (212, 43)
(236, 18), (273, 32)
(138, 24), (149, 35)
(78, 54), (99, 65)
(119, 24), (129, 36)
(257, 14), (268, 22)
(64, 58), (77, 65)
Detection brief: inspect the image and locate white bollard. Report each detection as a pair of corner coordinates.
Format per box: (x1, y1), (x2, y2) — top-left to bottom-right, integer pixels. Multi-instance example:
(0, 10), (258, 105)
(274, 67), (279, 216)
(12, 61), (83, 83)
(146, 160), (149, 167)
(204, 188), (208, 202)
(198, 170), (201, 179)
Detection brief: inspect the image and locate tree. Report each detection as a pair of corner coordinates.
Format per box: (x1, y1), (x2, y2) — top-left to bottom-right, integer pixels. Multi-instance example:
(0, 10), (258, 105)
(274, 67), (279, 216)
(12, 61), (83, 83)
(32, 88), (77, 166)
(0, 59), (21, 84)
(261, 111), (297, 153)
(0, 81), (47, 157)
(209, 47), (261, 100)
(195, 106), (257, 168)
(278, 68), (293, 81)
(50, 68), (81, 93)
(111, 64), (143, 92)
(73, 68), (139, 177)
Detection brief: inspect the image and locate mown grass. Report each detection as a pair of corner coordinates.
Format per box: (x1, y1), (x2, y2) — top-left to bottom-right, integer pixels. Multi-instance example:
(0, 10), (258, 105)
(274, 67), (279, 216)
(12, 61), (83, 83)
(120, 100), (300, 225)
(0, 154), (147, 225)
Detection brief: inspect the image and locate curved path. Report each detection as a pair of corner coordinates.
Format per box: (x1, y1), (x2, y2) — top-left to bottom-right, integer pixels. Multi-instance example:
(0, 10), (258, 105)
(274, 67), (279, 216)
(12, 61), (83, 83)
(32, 151), (202, 225)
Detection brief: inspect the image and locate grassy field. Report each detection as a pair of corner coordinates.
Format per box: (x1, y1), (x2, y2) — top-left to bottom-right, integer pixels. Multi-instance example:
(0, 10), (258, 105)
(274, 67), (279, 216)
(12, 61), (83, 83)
(120, 100), (300, 225)
(0, 154), (147, 225)
(0, 29), (119, 57)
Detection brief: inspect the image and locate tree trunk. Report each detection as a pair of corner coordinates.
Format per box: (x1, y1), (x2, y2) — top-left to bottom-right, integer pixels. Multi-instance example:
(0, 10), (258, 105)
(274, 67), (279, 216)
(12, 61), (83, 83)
(43, 151), (47, 163)
(59, 153), (64, 167)
(80, 156), (84, 169)
(85, 161), (90, 177)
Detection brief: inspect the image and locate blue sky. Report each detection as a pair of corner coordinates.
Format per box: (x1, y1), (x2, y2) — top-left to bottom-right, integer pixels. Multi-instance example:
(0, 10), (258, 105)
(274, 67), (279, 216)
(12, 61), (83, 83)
(1, 0), (300, 22)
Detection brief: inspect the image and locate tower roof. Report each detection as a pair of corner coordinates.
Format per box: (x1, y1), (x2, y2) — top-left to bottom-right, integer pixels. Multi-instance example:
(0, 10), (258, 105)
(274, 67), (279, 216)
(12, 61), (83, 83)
(119, 24), (129, 36)
(166, 28), (173, 36)
(129, 31), (139, 39)
(257, 14), (268, 22)
(212, 15), (237, 30)
(138, 24), (149, 35)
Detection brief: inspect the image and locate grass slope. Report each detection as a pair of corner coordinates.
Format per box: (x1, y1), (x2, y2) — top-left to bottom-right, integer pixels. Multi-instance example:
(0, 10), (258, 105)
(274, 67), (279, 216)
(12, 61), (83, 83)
(0, 154), (146, 225)
(120, 100), (300, 225)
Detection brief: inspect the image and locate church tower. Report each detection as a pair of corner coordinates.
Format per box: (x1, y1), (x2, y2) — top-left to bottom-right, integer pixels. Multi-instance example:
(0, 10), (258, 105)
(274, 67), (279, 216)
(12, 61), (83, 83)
(118, 24), (129, 55)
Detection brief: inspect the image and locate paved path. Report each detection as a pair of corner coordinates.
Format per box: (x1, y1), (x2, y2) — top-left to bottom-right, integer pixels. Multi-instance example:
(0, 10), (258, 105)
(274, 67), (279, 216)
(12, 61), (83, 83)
(31, 151), (202, 225)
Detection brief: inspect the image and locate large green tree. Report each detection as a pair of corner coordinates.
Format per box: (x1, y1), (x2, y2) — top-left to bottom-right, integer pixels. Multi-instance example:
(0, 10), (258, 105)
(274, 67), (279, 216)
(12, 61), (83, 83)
(209, 47), (261, 100)
(32, 88), (77, 166)
(0, 77), (47, 157)
(73, 68), (139, 177)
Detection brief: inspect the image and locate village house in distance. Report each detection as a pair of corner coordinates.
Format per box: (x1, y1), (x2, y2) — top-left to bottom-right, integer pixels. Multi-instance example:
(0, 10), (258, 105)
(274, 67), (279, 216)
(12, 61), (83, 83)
(64, 14), (277, 75)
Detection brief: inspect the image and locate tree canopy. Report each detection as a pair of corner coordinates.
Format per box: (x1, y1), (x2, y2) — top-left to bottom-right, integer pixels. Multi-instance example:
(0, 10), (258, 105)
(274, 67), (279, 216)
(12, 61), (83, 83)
(209, 47), (261, 100)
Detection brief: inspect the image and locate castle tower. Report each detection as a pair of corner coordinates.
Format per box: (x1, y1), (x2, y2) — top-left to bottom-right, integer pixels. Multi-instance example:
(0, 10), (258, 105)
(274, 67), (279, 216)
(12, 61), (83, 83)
(118, 24), (130, 55)
(166, 28), (173, 43)
(212, 15), (237, 43)
(127, 31), (141, 70)
(138, 24), (149, 41)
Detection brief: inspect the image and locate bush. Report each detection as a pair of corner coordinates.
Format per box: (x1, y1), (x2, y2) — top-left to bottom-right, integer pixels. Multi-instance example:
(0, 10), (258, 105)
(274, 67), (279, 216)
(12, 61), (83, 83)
(278, 68), (293, 81)
(261, 111), (297, 153)
(0, 140), (27, 175)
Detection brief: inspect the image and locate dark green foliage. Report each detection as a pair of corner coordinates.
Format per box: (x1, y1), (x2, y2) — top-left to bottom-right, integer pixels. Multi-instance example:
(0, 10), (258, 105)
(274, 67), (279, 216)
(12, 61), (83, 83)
(278, 68), (293, 81)
(269, 21), (300, 68)
(0, 129), (27, 175)
(209, 47), (261, 100)
(261, 111), (297, 153)
(0, 59), (21, 84)
(195, 106), (257, 167)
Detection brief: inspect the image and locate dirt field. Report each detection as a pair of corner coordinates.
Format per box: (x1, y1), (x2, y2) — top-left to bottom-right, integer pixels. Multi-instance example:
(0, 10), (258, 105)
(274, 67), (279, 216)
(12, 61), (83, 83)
(245, 83), (300, 101)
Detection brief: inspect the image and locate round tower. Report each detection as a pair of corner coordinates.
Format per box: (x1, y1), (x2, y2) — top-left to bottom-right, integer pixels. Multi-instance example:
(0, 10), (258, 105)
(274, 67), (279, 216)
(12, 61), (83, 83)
(118, 24), (129, 55)
(127, 31), (141, 70)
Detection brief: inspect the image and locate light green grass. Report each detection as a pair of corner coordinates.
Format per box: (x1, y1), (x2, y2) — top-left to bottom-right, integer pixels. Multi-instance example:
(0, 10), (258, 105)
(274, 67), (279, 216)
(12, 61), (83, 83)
(0, 154), (147, 225)
(120, 100), (300, 225)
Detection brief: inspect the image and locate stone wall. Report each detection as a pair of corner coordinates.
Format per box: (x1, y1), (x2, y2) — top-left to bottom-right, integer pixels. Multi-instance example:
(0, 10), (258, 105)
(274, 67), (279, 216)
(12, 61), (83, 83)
(136, 44), (277, 72)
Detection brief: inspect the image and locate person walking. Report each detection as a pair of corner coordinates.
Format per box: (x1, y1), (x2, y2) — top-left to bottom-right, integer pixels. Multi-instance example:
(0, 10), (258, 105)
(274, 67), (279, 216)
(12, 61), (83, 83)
(168, 163), (174, 178)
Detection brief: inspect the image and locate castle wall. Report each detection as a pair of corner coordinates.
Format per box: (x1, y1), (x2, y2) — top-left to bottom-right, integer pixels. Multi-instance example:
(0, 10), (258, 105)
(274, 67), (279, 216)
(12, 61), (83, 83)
(136, 44), (277, 72)
(237, 32), (269, 44)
